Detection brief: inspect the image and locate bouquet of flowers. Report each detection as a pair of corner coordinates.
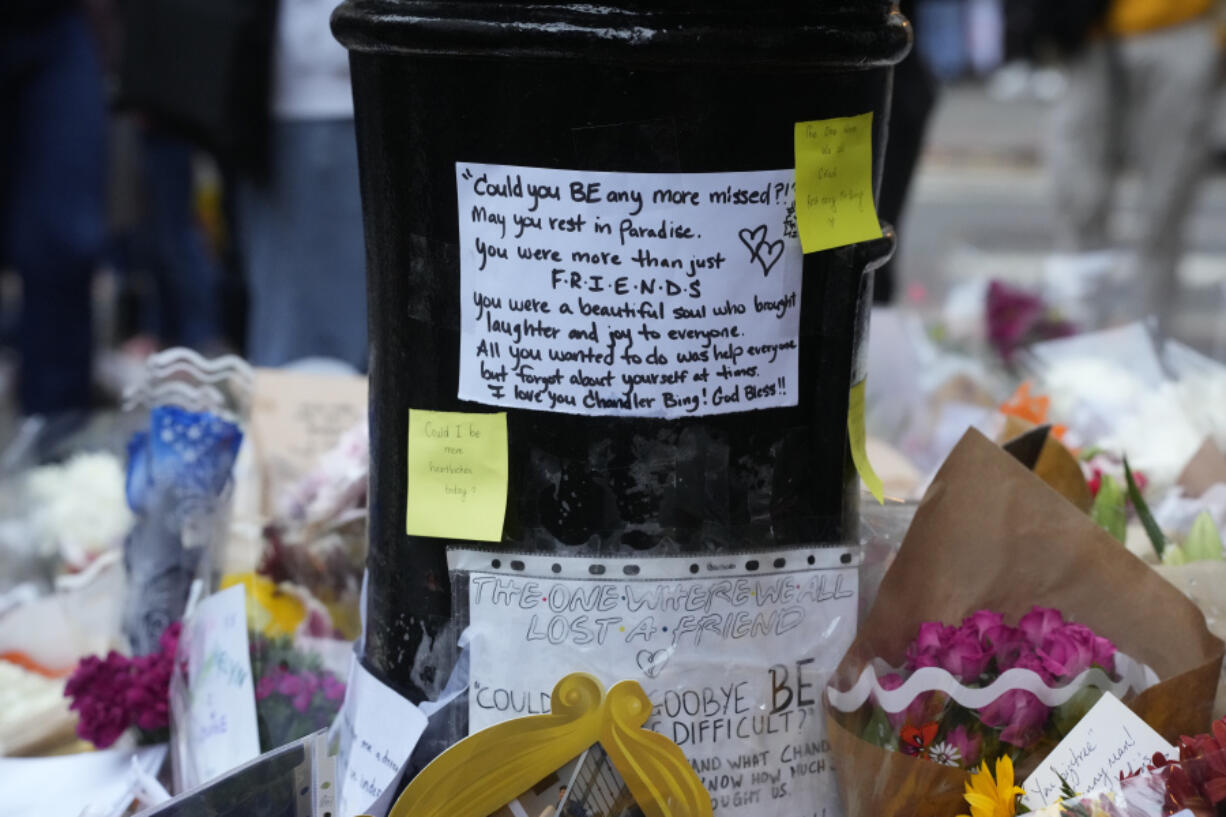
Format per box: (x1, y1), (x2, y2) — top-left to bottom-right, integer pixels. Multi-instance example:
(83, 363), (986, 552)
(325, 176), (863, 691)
(825, 431), (1224, 817)
(836, 606), (1150, 774)
(64, 621), (181, 748)
(249, 631), (346, 752)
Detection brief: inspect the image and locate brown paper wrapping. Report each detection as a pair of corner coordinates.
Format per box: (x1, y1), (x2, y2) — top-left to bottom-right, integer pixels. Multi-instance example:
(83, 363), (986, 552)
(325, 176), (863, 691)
(1177, 437), (1226, 499)
(827, 429), (1225, 817)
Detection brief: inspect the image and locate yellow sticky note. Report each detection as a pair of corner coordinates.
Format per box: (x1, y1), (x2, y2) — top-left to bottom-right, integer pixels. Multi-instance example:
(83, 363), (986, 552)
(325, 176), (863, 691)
(848, 380), (884, 504)
(406, 409), (508, 542)
(794, 113), (884, 254)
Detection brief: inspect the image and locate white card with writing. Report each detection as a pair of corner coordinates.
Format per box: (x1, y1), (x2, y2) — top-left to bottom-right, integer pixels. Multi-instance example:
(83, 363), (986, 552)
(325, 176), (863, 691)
(452, 547), (858, 817)
(1022, 692), (1175, 809)
(334, 655), (429, 817)
(457, 163), (803, 418)
(178, 584), (260, 787)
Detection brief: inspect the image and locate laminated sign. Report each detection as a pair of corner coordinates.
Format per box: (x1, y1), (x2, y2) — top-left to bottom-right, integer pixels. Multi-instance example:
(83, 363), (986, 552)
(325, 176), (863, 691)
(450, 548), (859, 817)
(456, 163), (804, 418)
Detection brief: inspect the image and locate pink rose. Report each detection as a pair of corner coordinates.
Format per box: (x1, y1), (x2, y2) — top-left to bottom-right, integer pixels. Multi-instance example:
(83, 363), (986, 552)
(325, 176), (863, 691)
(940, 630), (991, 683)
(915, 621), (955, 652)
(1010, 645), (1056, 684)
(990, 625), (1029, 670)
(1062, 623), (1118, 676)
(1018, 606), (1066, 648)
(946, 724), (982, 767)
(906, 622), (955, 672)
(877, 673), (908, 729)
(1039, 627), (1094, 680)
(979, 689), (1050, 748)
(879, 673), (905, 691)
(961, 611), (1006, 645)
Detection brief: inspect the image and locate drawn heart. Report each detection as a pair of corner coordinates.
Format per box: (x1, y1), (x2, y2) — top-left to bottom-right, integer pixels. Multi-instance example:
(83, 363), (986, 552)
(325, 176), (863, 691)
(738, 225), (767, 256)
(758, 239), (784, 277)
(636, 649), (670, 679)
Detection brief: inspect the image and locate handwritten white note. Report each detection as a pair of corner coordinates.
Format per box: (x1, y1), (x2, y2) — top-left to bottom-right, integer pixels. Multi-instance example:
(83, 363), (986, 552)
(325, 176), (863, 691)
(334, 656), (429, 817)
(456, 163), (804, 418)
(1022, 693), (1174, 809)
(175, 584), (261, 789)
(453, 548), (858, 817)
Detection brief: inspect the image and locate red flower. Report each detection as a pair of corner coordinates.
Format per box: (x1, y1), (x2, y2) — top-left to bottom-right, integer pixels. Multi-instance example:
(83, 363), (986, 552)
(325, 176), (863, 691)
(900, 722), (939, 756)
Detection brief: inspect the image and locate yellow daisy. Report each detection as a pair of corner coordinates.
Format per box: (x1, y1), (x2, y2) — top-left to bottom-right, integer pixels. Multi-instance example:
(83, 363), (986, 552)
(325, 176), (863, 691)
(958, 756), (1025, 817)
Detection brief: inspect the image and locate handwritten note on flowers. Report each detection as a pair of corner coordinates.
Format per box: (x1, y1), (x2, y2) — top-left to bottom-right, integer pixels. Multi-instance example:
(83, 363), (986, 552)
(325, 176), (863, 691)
(405, 409), (507, 542)
(1022, 692), (1173, 809)
(176, 584), (260, 788)
(794, 113), (883, 254)
(456, 163), (803, 418)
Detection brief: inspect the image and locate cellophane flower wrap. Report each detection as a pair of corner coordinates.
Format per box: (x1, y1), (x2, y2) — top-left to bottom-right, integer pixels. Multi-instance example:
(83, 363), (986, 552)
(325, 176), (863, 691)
(824, 430), (1224, 817)
(832, 606), (1152, 776)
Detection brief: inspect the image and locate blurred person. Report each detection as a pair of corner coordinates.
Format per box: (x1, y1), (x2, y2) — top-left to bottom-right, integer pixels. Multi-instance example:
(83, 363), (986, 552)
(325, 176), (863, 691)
(914, 0), (970, 81)
(0, 0), (107, 416)
(237, 0), (368, 370)
(876, 0), (942, 303)
(1047, 0), (1220, 333)
(135, 128), (224, 352)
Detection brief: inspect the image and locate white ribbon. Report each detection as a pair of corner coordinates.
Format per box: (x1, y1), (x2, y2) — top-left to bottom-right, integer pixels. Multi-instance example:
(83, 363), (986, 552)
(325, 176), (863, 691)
(826, 653), (1160, 714)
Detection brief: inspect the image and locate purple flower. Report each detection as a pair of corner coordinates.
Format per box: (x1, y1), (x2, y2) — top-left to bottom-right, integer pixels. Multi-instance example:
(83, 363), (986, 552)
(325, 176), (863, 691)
(940, 629), (992, 684)
(1010, 645), (1056, 684)
(322, 676), (346, 702)
(276, 672), (305, 697)
(1062, 623), (1117, 676)
(915, 622), (954, 652)
(990, 625), (1029, 670)
(879, 672), (905, 691)
(961, 611), (1006, 646)
(1038, 629), (1094, 680)
(986, 281), (1076, 364)
(979, 689), (1050, 748)
(256, 675), (278, 701)
(292, 690), (313, 713)
(159, 621), (183, 656)
(906, 622), (955, 672)
(1018, 606), (1066, 648)
(75, 699), (130, 748)
(946, 724), (982, 768)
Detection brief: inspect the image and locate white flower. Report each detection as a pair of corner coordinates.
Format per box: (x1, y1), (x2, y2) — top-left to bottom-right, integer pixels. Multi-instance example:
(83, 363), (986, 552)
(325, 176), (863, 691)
(25, 452), (134, 569)
(925, 741), (962, 767)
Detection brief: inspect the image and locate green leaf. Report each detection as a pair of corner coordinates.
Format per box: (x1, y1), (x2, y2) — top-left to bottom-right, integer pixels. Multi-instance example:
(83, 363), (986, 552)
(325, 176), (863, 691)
(1091, 473), (1127, 543)
(1162, 544), (1189, 566)
(1051, 686), (1104, 736)
(1124, 458), (1166, 560)
(1185, 510), (1225, 562)
(1056, 771), (1078, 801)
(861, 706), (897, 751)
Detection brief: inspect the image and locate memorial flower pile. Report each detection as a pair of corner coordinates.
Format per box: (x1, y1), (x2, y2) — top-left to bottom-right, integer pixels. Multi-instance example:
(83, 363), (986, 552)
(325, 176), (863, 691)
(864, 607), (1120, 769)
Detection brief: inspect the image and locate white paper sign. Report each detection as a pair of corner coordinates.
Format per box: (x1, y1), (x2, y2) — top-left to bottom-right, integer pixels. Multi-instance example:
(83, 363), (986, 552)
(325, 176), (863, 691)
(457, 163), (803, 418)
(333, 655), (430, 817)
(1022, 692), (1175, 809)
(175, 584), (261, 788)
(453, 548), (858, 817)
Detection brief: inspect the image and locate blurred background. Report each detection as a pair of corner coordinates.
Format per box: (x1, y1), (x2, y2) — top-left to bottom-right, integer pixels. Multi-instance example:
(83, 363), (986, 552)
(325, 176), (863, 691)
(1, 0), (1224, 458)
